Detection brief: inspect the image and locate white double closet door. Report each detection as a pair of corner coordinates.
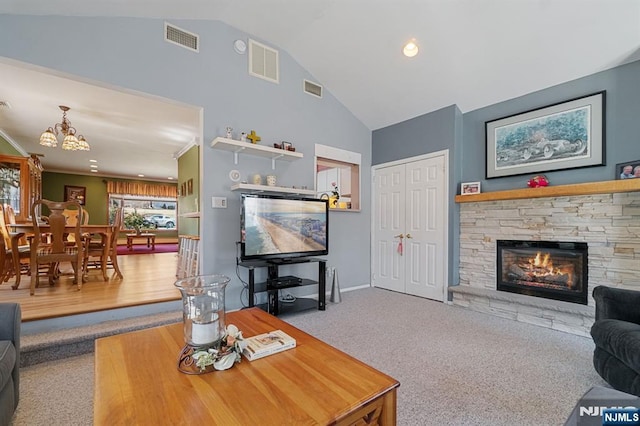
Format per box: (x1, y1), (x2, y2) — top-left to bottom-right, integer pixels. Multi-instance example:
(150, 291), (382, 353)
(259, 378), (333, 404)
(372, 151), (448, 301)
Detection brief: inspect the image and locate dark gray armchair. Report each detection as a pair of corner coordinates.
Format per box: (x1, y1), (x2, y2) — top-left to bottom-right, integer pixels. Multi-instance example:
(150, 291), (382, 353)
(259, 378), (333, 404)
(591, 286), (640, 396)
(0, 303), (20, 426)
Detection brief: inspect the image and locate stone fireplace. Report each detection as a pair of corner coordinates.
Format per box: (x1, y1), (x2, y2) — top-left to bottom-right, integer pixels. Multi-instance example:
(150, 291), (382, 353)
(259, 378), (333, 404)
(496, 240), (588, 305)
(451, 183), (640, 337)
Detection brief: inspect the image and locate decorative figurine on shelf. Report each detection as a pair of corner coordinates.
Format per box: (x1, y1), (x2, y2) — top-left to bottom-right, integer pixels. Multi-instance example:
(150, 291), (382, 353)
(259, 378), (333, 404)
(330, 182), (340, 208)
(240, 132), (247, 142)
(247, 130), (261, 144)
(527, 175), (550, 188)
(225, 127), (233, 139)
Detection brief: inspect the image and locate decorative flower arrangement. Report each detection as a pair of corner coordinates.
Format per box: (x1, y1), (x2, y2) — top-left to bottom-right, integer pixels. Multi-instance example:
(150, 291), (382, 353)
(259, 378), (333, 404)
(527, 175), (550, 188)
(192, 324), (246, 372)
(331, 182), (340, 200)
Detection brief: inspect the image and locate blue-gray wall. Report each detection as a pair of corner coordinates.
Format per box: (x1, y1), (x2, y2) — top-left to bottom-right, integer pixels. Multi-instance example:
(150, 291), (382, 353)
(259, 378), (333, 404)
(0, 15), (372, 309)
(372, 59), (640, 287)
(372, 104), (463, 289)
(463, 59), (640, 191)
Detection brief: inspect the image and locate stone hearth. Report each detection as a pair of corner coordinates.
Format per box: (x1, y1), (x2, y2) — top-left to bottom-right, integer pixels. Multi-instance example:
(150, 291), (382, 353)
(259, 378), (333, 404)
(453, 190), (640, 337)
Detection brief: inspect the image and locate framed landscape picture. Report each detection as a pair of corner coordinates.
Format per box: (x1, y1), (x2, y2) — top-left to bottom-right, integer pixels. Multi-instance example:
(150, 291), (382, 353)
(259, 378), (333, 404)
(485, 91), (605, 178)
(64, 185), (86, 205)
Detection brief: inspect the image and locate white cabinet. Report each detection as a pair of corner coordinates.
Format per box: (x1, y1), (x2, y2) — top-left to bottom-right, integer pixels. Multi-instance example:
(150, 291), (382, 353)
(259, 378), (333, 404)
(316, 168), (338, 195)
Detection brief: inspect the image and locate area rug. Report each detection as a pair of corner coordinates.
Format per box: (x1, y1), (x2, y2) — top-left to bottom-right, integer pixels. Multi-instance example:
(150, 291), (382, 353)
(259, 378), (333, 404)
(116, 243), (178, 255)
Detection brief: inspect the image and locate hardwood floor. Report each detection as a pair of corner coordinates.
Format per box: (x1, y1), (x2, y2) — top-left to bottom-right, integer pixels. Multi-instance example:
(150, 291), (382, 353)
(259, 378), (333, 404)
(0, 251), (180, 322)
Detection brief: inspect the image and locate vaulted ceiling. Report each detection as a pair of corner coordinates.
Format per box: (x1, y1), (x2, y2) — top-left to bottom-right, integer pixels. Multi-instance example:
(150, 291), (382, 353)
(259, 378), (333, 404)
(1, 1), (638, 179)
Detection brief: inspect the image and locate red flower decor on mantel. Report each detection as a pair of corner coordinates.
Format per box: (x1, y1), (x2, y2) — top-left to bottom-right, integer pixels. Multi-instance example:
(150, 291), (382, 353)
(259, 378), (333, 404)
(527, 175), (550, 188)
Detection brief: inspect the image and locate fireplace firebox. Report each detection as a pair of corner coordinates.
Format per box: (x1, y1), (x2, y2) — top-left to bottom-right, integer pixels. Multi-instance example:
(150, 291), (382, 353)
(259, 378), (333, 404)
(497, 240), (588, 305)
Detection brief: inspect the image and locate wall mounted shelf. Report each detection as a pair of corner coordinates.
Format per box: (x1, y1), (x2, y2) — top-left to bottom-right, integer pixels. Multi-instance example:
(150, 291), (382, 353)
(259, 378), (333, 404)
(211, 136), (303, 170)
(231, 183), (315, 196)
(455, 179), (640, 203)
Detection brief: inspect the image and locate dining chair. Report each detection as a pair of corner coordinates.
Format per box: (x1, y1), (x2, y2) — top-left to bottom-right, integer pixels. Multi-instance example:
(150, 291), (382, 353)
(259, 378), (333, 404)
(29, 199), (84, 295)
(107, 207), (124, 279)
(84, 207), (123, 280)
(3, 205), (28, 246)
(62, 207), (89, 244)
(0, 214), (13, 284)
(83, 232), (108, 281)
(0, 204), (29, 289)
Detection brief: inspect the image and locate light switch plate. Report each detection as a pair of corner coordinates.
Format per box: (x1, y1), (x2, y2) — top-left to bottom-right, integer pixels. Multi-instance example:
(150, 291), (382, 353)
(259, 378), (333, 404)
(212, 196), (227, 208)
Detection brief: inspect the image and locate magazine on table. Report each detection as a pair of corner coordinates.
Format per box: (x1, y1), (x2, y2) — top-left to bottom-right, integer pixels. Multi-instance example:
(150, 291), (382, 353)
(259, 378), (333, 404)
(242, 329), (296, 361)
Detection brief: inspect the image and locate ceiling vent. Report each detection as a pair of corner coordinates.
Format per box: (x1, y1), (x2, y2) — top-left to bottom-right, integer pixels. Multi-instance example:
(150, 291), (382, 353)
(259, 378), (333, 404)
(303, 80), (323, 98)
(249, 39), (279, 84)
(164, 22), (199, 52)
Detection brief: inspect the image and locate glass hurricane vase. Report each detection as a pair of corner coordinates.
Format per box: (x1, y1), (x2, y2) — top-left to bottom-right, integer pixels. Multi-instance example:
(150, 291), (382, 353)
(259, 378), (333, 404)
(174, 274), (229, 347)
(174, 274), (230, 374)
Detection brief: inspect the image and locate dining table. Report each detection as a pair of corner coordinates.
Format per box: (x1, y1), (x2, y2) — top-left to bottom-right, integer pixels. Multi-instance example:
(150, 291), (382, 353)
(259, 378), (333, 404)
(8, 223), (123, 280)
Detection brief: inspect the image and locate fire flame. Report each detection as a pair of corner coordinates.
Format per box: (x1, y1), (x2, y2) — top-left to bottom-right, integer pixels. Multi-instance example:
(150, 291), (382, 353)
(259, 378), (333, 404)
(527, 251), (574, 288)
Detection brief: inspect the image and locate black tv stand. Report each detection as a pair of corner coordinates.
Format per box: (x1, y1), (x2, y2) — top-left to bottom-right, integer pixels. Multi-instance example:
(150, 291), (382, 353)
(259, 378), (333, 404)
(239, 257), (326, 316)
(268, 257), (311, 265)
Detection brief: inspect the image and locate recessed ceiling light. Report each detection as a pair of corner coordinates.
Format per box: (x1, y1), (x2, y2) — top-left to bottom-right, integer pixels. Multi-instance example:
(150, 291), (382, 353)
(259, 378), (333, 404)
(168, 177), (174, 180)
(403, 39), (419, 58)
(138, 174), (145, 177)
(89, 159), (97, 163)
(90, 169), (98, 173)
(90, 165), (98, 168)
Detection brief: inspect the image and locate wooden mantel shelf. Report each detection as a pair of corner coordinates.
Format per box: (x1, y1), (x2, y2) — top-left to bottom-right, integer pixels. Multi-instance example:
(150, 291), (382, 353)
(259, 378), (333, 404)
(455, 179), (640, 203)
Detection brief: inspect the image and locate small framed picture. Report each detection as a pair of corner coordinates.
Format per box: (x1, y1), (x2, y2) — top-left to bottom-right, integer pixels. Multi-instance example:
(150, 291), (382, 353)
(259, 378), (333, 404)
(281, 141), (292, 150)
(187, 178), (194, 195)
(616, 160), (640, 180)
(461, 182), (481, 195)
(64, 185), (86, 205)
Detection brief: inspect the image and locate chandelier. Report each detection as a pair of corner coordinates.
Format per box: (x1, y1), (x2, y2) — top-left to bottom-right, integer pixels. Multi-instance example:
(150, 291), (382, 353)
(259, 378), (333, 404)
(39, 105), (90, 151)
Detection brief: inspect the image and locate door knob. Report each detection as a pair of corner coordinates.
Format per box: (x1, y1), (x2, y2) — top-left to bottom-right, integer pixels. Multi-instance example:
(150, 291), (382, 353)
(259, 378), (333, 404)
(406, 233), (412, 239)
(394, 234), (404, 239)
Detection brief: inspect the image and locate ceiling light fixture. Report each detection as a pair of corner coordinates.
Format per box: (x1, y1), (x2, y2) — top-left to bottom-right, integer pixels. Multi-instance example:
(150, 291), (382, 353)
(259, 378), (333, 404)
(403, 40), (419, 58)
(39, 105), (90, 151)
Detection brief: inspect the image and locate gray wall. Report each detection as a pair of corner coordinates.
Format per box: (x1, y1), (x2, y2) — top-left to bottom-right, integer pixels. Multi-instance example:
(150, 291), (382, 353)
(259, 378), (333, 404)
(0, 15), (372, 310)
(372, 59), (640, 288)
(463, 59), (640, 192)
(371, 104), (463, 290)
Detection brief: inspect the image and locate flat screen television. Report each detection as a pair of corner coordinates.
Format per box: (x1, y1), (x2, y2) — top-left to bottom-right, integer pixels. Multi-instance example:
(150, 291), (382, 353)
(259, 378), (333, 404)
(240, 193), (329, 262)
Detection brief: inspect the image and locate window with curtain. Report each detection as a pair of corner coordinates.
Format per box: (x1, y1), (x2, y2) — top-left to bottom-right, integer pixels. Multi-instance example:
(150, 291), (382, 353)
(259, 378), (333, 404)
(109, 194), (177, 229)
(106, 180), (178, 229)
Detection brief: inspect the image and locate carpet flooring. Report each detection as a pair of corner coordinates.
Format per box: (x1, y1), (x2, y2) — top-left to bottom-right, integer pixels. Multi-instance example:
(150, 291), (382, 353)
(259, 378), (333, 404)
(11, 287), (607, 425)
(115, 242), (178, 255)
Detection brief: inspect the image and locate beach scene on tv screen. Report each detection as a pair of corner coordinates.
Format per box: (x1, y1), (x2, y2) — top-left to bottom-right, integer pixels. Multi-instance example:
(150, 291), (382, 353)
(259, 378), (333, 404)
(244, 198), (327, 256)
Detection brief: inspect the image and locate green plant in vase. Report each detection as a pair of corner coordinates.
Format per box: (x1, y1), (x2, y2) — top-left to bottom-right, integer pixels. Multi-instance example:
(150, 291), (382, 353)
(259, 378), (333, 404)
(123, 210), (149, 234)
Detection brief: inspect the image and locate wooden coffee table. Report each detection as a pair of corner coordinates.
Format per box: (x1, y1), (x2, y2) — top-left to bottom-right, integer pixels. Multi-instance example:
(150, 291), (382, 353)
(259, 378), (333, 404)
(126, 232), (155, 251)
(94, 308), (399, 425)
